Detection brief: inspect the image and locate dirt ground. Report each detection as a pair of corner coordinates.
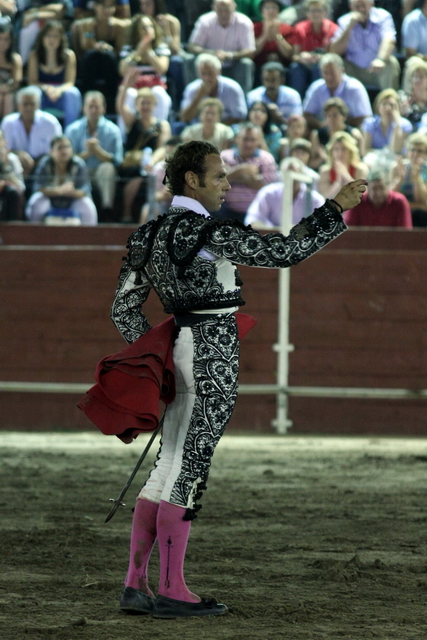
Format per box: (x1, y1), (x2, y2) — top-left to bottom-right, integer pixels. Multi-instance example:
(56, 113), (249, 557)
(1, 431), (427, 640)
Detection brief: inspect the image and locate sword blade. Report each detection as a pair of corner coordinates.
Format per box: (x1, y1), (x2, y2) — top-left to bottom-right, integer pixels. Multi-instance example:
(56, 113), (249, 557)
(104, 417), (163, 523)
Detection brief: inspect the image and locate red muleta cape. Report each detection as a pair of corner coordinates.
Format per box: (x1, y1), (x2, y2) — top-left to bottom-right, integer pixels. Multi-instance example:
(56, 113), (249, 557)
(77, 313), (256, 443)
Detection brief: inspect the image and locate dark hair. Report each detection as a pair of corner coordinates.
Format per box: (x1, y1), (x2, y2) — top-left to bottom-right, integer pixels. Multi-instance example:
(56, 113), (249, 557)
(34, 20), (68, 66)
(50, 135), (72, 150)
(130, 14), (161, 49)
(139, 0), (168, 14)
(260, 0), (282, 9)
(261, 61), (286, 76)
(248, 101), (274, 135)
(323, 96), (349, 118)
(0, 18), (14, 64)
(164, 141), (220, 196)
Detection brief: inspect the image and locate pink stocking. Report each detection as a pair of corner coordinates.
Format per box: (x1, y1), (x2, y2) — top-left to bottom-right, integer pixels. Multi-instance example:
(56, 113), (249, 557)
(124, 498), (159, 596)
(156, 500), (200, 602)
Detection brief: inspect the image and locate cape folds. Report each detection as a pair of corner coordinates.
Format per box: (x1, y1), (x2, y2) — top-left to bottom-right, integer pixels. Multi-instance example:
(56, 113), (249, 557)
(77, 314), (256, 443)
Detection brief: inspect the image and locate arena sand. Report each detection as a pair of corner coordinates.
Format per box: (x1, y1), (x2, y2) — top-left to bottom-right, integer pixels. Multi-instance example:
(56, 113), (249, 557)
(1, 432), (427, 640)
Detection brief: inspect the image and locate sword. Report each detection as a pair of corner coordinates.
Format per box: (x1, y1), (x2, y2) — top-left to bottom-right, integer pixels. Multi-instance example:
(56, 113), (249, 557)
(104, 415), (164, 523)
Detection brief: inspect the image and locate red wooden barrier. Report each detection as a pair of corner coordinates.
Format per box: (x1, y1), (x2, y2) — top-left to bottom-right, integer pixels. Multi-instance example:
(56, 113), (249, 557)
(1, 223), (427, 434)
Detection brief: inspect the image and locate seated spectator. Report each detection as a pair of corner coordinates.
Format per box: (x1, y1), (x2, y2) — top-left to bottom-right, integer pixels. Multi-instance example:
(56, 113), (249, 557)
(74, 0), (130, 19)
(1, 85), (62, 177)
(289, 0), (338, 98)
(310, 96), (364, 169)
(303, 52), (372, 130)
(187, 0), (256, 95)
(138, 0), (181, 54)
(389, 131), (427, 227)
(27, 20), (82, 128)
(26, 135), (98, 225)
(402, 0), (427, 61)
(289, 137), (320, 188)
(318, 130), (368, 199)
(136, 0), (186, 110)
(245, 157), (325, 227)
(119, 14), (172, 122)
(117, 80), (171, 222)
(253, 0), (293, 83)
(219, 121), (279, 222)
(330, 0), (400, 91)
(246, 61), (302, 132)
(399, 57), (427, 132)
(18, 0), (72, 65)
(139, 134), (181, 223)
(179, 53), (247, 126)
(246, 100), (283, 162)
(344, 167), (412, 227)
(279, 113), (309, 158)
(72, 0), (129, 114)
(181, 97), (234, 149)
(0, 18), (22, 120)
(362, 89), (413, 157)
(0, 129), (25, 220)
(65, 91), (124, 222)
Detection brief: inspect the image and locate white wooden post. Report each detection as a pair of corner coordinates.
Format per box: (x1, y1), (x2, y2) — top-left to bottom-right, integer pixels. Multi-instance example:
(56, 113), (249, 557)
(272, 168), (312, 434)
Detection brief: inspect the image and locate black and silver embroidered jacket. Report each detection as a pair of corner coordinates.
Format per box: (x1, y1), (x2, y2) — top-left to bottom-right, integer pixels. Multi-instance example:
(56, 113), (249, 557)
(110, 203), (346, 344)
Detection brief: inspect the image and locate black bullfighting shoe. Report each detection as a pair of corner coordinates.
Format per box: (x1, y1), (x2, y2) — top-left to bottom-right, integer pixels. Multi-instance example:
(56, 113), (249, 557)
(119, 586), (155, 614)
(153, 594), (228, 619)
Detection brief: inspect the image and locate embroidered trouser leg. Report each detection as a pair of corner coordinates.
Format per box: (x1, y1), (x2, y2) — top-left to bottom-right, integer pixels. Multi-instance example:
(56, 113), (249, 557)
(139, 314), (239, 516)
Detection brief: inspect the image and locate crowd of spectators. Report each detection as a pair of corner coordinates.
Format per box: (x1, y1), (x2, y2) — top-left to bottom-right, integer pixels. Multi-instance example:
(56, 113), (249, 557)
(0, 0), (425, 228)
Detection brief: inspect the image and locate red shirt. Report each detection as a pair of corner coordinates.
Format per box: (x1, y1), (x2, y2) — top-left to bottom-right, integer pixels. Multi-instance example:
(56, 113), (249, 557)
(330, 165), (356, 183)
(344, 191), (413, 228)
(253, 21), (294, 66)
(293, 19), (338, 52)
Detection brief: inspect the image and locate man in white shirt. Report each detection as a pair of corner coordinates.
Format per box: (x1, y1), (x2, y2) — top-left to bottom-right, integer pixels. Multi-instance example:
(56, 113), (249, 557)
(245, 157), (325, 227)
(186, 0), (256, 94)
(180, 53), (247, 125)
(1, 86), (62, 179)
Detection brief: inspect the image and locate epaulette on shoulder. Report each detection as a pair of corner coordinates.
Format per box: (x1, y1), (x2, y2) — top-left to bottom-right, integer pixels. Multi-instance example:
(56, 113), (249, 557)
(127, 216), (165, 270)
(167, 210), (250, 266)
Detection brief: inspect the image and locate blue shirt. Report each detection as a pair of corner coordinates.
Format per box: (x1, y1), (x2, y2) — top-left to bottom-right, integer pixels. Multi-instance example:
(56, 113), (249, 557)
(65, 116), (123, 168)
(180, 75), (248, 123)
(246, 85), (302, 119)
(362, 115), (413, 149)
(402, 9), (427, 55)
(331, 7), (396, 68)
(303, 74), (372, 120)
